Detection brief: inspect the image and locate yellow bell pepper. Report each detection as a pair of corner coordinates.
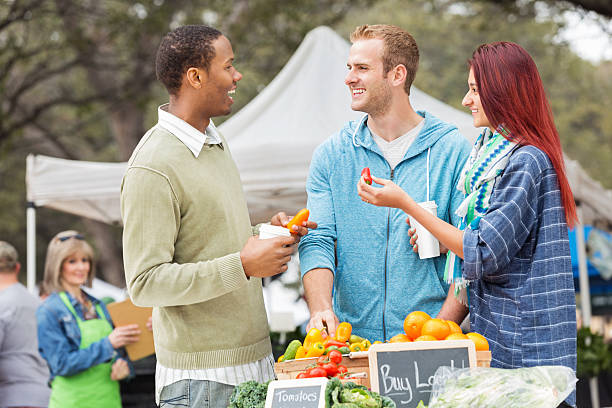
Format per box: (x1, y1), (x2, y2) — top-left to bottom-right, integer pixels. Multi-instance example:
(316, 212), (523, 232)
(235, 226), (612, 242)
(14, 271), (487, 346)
(360, 339), (371, 351)
(335, 322), (352, 342)
(278, 354), (285, 362)
(303, 328), (323, 350)
(305, 342), (325, 358)
(349, 342), (363, 352)
(295, 346), (307, 359)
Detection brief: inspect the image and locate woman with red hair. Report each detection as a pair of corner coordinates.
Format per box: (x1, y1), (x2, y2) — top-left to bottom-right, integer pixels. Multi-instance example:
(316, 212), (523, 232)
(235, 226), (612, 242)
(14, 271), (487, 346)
(358, 42), (577, 407)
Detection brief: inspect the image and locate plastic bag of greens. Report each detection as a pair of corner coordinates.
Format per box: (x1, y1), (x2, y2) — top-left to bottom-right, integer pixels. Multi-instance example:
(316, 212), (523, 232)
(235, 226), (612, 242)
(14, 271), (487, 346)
(428, 365), (576, 408)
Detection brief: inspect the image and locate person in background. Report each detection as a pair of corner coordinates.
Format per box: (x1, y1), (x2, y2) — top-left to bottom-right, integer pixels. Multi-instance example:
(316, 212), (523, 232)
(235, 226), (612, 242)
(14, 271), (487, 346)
(298, 24), (471, 342)
(121, 25), (316, 407)
(358, 41), (577, 407)
(37, 230), (140, 408)
(0, 241), (50, 408)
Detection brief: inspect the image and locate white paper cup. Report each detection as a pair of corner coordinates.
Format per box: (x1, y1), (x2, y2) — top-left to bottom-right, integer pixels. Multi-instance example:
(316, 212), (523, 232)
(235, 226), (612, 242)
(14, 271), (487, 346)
(259, 223), (292, 239)
(408, 201), (440, 259)
(259, 224), (293, 264)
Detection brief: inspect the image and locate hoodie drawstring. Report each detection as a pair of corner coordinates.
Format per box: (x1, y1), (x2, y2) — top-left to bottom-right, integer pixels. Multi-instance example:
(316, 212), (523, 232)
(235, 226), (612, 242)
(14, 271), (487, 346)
(426, 147), (431, 202)
(351, 115), (368, 148)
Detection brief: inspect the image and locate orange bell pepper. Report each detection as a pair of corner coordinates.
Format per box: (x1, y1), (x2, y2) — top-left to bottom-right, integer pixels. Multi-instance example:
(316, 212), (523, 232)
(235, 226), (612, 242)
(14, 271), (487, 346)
(335, 322), (352, 343)
(286, 208), (309, 234)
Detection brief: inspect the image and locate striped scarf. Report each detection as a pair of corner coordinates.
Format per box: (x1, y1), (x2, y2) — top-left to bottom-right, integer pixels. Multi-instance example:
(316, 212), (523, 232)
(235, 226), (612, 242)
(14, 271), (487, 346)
(444, 126), (519, 304)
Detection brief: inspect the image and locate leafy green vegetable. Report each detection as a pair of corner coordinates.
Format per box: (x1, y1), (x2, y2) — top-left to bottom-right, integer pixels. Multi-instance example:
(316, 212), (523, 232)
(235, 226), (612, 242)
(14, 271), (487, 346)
(339, 388), (381, 408)
(325, 378), (396, 408)
(428, 366), (576, 408)
(228, 380), (269, 408)
(326, 377), (342, 408)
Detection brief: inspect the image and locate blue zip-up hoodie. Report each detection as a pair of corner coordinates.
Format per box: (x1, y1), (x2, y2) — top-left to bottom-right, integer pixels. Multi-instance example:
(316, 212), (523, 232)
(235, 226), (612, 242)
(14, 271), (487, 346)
(299, 111), (471, 341)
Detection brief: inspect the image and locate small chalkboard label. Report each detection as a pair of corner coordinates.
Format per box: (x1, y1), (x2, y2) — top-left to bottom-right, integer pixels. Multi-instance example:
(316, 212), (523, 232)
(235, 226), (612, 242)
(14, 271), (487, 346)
(265, 377), (328, 408)
(369, 340), (476, 408)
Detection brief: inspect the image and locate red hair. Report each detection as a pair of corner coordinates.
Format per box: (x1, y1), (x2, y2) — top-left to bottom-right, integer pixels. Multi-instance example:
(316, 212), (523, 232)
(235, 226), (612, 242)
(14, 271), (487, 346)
(469, 42), (577, 227)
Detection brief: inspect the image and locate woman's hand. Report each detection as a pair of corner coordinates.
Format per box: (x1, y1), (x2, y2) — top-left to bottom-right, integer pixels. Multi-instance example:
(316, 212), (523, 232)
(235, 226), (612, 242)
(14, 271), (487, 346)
(108, 324), (140, 348)
(110, 358), (130, 381)
(146, 316), (153, 332)
(407, 223), (419, 254)
(408, 217), (449, 254)
(357, 175), (416, 211)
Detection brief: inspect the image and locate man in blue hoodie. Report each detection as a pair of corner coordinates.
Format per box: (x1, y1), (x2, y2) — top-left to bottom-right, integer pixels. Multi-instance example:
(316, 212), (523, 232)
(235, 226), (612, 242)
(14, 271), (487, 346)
(298, 24), (471, 342)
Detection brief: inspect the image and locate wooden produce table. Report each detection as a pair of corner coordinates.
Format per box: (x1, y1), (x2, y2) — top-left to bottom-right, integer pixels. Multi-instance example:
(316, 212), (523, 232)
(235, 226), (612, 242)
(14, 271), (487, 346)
(274, 349), (492, 389)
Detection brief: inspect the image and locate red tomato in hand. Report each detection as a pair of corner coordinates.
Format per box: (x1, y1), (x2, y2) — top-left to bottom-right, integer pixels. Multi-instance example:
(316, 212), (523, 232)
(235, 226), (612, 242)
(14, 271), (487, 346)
(361, 167), (372, 185)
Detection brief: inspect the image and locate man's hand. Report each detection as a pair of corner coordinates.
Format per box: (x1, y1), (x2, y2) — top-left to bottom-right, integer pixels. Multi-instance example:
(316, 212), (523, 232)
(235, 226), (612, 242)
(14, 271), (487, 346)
(110, 358), (130, 381)
(307, 309), (339, 339)
(271, 211), (317, 239)
(241, 235), (296, 278)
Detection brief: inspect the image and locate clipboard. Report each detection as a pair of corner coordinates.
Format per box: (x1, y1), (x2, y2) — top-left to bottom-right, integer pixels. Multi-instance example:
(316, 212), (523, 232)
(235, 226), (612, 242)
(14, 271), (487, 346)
(107, 298), (155, 361)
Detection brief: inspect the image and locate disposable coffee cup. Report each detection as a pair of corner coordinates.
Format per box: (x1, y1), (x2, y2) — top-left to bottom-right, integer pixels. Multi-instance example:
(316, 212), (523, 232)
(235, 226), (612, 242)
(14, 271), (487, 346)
(408, 201), (440, 259)
(259, 224), (293, 264)
(259, 223), (292, 239)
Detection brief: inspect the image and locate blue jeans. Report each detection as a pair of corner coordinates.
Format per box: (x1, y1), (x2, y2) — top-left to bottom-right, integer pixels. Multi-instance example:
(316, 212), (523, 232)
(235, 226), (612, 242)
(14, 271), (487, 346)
(159, 379), (235, 408)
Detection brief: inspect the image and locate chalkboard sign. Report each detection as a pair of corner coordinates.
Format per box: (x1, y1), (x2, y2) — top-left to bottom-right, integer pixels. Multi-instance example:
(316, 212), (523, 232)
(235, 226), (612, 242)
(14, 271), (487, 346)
(265, 377), (328, 408)
(369, 340), (476, 408)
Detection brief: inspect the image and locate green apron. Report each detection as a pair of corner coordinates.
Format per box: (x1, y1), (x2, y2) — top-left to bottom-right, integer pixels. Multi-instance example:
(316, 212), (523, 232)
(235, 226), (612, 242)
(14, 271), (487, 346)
(49, 292), (122, 408)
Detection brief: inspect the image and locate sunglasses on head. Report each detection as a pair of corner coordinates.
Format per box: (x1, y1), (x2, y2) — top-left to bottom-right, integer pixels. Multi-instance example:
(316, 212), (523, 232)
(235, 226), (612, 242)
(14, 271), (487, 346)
(58, 234), (85, 242)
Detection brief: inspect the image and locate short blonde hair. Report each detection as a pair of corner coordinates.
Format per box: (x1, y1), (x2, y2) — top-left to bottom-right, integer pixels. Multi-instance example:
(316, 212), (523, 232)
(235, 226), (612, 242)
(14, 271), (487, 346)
(0, 241), (18, 273)
(42, 230), (95, 295)
(350, 24), (419, 95)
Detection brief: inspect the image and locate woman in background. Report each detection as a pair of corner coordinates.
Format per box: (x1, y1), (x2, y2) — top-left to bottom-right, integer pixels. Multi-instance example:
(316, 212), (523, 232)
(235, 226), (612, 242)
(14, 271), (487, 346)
(358, 42), (577, 407)
(37, 230), (140, 408)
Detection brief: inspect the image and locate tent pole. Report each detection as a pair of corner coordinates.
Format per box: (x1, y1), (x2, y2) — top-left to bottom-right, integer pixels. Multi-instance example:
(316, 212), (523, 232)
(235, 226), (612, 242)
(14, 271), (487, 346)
(26, 202), (36, 294)
(576, 205), (600, 408)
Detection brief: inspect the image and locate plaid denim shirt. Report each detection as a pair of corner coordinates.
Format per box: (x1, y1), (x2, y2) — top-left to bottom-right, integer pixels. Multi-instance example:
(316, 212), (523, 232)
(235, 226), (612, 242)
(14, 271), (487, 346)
(463, 145), (577, 406)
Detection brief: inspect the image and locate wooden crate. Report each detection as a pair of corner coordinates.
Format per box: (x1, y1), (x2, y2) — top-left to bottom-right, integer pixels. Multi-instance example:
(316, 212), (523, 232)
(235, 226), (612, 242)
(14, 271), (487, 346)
(274, 350), (491, 388)
(275, 352), (370, 387)
(476, 350), (492, 367)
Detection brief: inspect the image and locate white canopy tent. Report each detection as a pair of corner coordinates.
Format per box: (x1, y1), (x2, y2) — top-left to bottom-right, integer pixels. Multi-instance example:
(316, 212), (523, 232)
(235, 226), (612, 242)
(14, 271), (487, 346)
(25, 26), (612, 328)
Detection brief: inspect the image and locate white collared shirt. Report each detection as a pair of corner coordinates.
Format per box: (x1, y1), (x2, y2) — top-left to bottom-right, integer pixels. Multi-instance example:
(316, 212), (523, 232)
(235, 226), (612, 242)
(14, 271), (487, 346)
(157, 103), (222, 157)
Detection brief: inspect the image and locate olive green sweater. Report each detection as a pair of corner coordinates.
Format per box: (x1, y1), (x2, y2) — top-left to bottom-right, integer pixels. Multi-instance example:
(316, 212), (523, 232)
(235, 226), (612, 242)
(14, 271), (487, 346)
(120, 125), (271, 369)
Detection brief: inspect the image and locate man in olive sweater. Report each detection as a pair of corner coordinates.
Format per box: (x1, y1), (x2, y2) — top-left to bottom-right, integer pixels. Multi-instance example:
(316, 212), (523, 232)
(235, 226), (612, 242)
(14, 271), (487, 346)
(121, 25), (315, 407)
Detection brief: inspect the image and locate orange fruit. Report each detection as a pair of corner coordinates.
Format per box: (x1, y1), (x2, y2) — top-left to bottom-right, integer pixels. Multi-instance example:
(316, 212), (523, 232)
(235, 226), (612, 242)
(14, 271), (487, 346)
(446, 320), (462, 335)
(466, 332), (490, 351)
(445, 333), (469, 340)
(420, 318), (450, 340)
(389, 333), (412, 343)
(403, 311), (431, 340)
(414, 334), (438, 341)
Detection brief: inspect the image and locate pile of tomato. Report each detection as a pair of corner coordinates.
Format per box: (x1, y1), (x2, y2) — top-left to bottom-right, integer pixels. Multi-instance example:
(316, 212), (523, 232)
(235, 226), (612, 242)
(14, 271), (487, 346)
(295, 349), (349, 379)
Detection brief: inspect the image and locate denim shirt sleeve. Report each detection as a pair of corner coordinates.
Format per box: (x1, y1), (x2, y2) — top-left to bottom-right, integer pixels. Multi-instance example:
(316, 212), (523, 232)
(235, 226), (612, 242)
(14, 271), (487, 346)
(462, 150), (539, 280)
(36, 297), (116, 380)
(298, 143), (338, 277)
